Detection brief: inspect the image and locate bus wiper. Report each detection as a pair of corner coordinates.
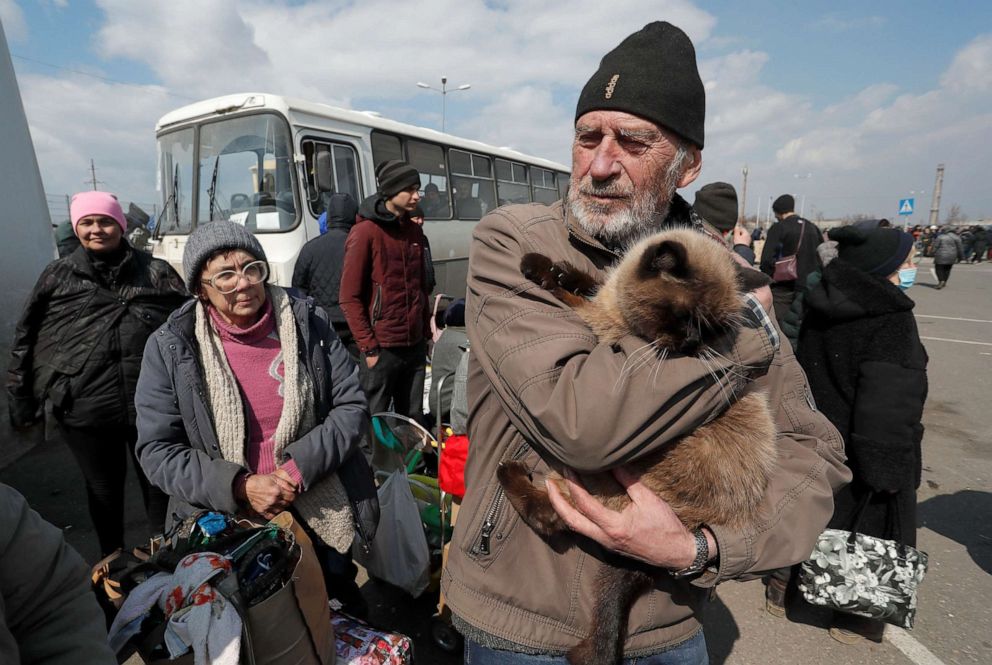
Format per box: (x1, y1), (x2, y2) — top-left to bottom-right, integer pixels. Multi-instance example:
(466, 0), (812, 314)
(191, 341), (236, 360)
(153, 164), (181, 241)
(207, 156), (220, 221)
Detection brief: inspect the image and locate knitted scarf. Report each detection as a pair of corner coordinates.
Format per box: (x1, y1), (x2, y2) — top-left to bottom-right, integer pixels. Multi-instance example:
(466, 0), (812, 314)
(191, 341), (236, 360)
(195, 286), (354, 553)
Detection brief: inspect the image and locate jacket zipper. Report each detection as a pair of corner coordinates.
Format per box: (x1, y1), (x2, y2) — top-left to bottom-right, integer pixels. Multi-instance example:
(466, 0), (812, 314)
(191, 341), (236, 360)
(473, 442), (530, 556)
(371, 284), (383, 327)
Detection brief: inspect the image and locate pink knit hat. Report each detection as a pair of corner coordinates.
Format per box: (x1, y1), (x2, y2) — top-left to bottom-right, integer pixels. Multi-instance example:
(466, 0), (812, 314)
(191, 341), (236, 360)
(70, 191), (127, 233)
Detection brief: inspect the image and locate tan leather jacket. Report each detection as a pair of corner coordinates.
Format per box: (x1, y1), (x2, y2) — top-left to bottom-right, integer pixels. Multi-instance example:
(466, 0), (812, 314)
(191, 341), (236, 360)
(442, 200), (850, 656)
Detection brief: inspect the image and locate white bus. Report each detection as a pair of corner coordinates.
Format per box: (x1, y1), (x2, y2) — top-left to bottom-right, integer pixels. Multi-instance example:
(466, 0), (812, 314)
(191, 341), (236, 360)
(151, 93), (570, 296)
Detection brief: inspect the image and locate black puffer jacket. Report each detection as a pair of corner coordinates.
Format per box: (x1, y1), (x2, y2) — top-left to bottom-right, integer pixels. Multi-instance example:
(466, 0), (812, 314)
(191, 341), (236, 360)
(798, 259), (927, 543)
(7, 243), (188, 429)
(292, 194), (358, 343)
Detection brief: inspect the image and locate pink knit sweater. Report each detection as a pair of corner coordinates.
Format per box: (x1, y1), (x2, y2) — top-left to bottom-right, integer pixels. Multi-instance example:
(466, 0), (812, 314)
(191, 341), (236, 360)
(210, 302), (304, 486)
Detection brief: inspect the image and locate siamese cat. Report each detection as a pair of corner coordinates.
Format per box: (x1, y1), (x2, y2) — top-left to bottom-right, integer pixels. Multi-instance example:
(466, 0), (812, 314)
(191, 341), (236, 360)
(497, 228), (777, 665)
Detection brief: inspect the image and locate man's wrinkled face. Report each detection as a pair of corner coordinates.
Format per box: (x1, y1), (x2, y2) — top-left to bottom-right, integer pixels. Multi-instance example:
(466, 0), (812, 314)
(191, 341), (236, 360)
(569, 110), (701, 246)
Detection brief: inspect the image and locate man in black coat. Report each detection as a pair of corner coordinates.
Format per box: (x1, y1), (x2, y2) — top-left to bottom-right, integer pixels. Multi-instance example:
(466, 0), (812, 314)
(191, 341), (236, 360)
(292, 193), (359, 358)
(759, 194), (823, 330)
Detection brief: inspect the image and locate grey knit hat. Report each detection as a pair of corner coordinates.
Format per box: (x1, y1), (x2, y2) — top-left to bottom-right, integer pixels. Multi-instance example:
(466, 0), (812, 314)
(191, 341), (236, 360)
(182, 220), (266, 291)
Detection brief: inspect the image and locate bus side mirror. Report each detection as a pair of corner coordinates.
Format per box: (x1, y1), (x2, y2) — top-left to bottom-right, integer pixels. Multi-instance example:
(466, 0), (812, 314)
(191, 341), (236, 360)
(315, 150), (333, 193)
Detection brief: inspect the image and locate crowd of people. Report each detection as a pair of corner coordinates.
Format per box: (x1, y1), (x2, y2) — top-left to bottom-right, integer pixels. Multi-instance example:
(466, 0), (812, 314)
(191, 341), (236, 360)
(3, 20), (939, 665)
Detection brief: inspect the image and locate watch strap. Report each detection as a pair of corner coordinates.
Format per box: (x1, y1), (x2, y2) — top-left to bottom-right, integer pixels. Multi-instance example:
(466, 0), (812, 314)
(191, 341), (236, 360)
(671, 527), (709, 579)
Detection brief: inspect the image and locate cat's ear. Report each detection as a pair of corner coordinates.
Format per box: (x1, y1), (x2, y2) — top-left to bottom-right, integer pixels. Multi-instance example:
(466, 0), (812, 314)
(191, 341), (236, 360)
(734, 263), (772, 292)
(640, 240), (689, 278)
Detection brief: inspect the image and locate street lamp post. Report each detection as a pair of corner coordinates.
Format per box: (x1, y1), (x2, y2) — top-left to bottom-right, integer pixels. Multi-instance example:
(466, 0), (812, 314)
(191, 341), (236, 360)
(793, 172), (812, 218)
(416, 76), (471, 133)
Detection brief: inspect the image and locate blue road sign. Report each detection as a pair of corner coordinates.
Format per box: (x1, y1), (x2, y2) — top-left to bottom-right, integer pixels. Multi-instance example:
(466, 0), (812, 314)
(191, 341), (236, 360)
(898, 198), (915, 215)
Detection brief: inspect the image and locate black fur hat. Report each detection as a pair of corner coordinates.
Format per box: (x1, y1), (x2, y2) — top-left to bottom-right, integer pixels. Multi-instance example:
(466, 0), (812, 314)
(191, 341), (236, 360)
(575, 22), (705, 148)
(829, 226), (915, 277)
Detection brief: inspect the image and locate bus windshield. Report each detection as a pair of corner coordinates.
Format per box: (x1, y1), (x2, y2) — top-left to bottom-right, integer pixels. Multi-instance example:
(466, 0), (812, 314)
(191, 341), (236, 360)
(157, 112), (298, 235)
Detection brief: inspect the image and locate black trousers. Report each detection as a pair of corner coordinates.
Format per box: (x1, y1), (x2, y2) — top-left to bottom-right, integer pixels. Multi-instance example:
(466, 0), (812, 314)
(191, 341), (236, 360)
(359, 341), (427, 434)
(770, 284), (796, 332)
(58, 421), (169, 556)
(935, 263), (953, 283)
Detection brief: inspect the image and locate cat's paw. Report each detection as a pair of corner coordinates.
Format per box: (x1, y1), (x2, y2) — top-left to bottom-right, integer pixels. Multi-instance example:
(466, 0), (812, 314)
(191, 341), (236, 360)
(520, 253), (558, 290)
(551, 261), (597, 296)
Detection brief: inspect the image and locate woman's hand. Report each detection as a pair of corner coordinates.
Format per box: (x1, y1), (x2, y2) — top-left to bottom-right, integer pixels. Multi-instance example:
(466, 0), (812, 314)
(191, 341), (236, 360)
(237, 472), (299, 520)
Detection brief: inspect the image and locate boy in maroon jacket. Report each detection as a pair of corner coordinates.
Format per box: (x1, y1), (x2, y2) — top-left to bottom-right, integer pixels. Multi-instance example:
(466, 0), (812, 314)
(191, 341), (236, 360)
(339, 160), (432, 446)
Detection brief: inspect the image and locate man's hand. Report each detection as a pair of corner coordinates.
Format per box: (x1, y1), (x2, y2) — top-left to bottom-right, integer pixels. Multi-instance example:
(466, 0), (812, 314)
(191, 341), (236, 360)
(752, 284), (773, 313)
(733, 224), (751, 247)
(546, 467), (716, 570)
(238, 472), (298, 520)
(365, 355), (379, 369)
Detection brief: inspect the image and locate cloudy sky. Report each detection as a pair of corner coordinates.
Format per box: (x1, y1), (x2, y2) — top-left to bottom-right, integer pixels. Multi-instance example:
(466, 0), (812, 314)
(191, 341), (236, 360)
(3, 0), (991, 223)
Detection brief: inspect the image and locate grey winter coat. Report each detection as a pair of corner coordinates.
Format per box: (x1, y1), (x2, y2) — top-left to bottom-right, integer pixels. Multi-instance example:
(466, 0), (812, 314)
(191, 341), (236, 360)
(134, 294), (378, 549)
(932, 232), (964, 265)
(1, 483), (116, 665)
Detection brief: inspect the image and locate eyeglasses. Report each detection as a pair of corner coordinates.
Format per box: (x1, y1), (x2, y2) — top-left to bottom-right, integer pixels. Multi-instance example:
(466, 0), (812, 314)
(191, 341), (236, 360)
(201, 260), (268, 294)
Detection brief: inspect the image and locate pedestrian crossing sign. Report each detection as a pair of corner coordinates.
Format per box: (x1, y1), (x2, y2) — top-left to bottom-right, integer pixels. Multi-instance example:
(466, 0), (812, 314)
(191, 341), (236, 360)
(898, 198), (915, 215)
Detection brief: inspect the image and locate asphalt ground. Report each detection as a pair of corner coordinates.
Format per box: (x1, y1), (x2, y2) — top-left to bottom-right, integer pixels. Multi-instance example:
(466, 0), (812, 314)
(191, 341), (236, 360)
(2, 256), (989, 664)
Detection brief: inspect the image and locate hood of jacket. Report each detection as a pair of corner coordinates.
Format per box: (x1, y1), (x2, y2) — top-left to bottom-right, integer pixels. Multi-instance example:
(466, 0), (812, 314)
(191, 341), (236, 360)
(805, 258), (914, 321)
(357, 194), (407, 226)
(327, 194), (359, 231)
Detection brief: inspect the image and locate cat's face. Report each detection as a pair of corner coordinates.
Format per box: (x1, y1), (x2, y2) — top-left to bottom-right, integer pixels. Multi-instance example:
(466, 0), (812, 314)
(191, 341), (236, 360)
(609, 229), (768, 355)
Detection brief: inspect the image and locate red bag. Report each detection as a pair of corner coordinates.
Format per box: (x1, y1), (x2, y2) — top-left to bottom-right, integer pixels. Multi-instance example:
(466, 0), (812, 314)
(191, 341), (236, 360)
(438, 434), (470, 499)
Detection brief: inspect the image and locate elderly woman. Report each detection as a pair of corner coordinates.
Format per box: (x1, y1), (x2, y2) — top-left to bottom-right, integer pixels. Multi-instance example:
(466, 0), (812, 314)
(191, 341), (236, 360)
(796, 226), (928, 643)
(8, 191), (187, 557)
(134, 220), (377, 614)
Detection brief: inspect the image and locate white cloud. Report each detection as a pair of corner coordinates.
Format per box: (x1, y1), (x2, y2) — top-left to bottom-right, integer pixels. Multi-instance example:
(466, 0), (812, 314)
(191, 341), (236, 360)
(940, 33), (992, 94)
(11, 2), (992, 220)
(0, 0), (27, 41)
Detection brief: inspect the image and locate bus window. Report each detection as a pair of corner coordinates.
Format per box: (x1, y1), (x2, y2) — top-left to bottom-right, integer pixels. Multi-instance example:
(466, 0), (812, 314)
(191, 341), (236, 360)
(371, 132), (403, 167)
(532, 167), (559, 205)
(303, 140), (362, 217)
(495, 158), (531, 206)
(157, 127), (194, 235)
(196, 113), (297, 232)
(557, 172), (569, 199)
(407, 139), (450, 219)
(450, 149), (496, 220)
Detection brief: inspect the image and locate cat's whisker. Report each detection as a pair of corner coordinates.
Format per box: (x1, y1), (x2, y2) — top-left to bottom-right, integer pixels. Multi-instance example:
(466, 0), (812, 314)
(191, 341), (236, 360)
(614, 341), (660, 390)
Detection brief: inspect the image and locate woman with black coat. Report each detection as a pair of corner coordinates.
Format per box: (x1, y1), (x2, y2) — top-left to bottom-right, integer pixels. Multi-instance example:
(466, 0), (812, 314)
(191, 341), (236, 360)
(7, 191), (188, 556)
(797, 225), (928, 644)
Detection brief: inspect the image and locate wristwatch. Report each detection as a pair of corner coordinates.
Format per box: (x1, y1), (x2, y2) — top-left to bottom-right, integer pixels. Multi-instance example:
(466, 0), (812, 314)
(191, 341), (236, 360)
(363, 348), (380, 358)
(671, 527), (709, 579)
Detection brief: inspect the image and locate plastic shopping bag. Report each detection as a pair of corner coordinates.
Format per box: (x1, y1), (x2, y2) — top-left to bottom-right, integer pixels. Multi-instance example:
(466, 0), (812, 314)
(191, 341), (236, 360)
(356, 470), (431, 597)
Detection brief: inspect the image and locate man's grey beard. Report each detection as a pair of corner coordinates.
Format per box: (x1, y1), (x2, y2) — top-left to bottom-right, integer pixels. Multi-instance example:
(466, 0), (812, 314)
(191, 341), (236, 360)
(569, 149), (688, 248)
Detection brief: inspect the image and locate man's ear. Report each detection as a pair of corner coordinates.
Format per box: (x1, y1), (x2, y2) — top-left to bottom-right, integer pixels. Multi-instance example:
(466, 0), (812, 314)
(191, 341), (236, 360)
(677, 146), (703, 189)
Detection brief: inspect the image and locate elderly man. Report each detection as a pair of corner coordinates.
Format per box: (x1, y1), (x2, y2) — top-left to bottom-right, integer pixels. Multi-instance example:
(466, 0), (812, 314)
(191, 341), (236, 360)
(442, 22), (850, 664)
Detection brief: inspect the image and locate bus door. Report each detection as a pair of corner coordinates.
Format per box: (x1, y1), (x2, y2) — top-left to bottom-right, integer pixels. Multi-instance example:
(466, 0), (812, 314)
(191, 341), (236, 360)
(299, 135), (365, 240)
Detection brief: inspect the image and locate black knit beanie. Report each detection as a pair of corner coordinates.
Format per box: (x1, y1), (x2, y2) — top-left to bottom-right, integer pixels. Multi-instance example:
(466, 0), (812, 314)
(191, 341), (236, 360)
(693, 182), (738, 232)
(829, 226), (915, 277)
(772, 194), (795, 215)
(376, 160), (421, 198)
(575, 21), (705, 148)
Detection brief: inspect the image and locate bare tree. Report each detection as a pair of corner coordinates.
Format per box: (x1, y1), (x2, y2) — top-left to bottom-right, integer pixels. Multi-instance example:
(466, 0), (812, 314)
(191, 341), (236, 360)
(945, 204), (968, 225)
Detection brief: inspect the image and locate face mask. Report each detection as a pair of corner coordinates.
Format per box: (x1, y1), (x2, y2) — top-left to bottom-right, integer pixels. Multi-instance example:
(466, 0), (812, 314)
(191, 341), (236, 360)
(898, 267), (917, 290)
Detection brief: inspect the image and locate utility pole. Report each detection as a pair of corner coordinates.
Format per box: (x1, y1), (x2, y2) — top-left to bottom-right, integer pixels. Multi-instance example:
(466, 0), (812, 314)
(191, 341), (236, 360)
(65, 194), (71, 220)
(739, 165), (749, 225)
(928, 164), (944, 227)
(88, 158), (104, 190)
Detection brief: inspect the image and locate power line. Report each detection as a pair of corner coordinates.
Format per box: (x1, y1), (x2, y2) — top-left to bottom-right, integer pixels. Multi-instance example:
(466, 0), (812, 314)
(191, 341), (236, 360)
(9, 53), (197, 101)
